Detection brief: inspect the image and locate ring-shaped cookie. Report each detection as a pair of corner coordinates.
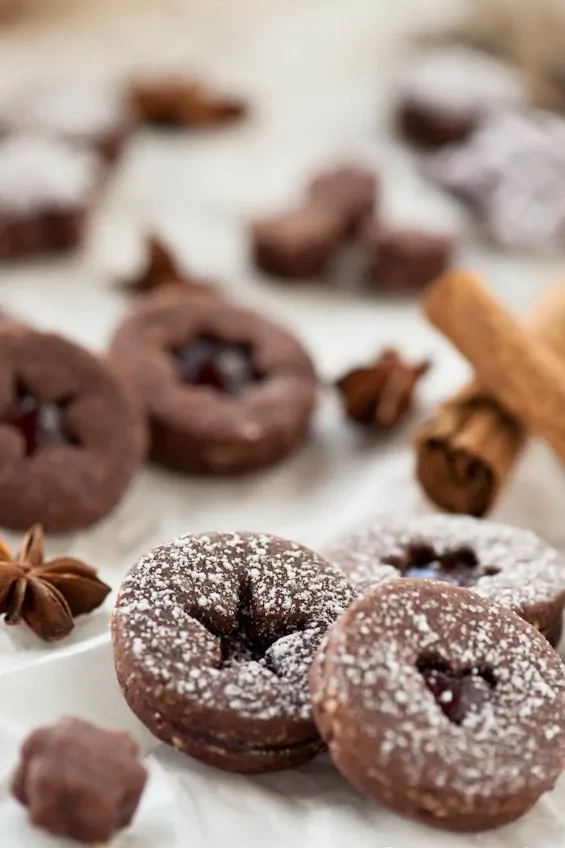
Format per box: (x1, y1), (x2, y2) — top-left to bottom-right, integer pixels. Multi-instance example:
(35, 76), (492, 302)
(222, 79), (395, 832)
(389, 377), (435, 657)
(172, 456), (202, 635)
(326, 515), (565, 645)
(109, 292), (317, 473)
(0, 324), (146, 531)
(112, 531), (354, 773)
(311, 579), (565, 831)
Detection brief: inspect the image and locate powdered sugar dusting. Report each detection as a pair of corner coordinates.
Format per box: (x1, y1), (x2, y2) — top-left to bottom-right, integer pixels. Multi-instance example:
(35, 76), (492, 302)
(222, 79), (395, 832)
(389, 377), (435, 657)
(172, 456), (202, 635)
(398, 48), (524, 116)
(113, 531), (354, 722)
(427, 110), (565, 249)
(0, 134), (100, 212)
(15, 85), (127, 137)
(314, 580), (565, 807)
(326, 515), (565, 621)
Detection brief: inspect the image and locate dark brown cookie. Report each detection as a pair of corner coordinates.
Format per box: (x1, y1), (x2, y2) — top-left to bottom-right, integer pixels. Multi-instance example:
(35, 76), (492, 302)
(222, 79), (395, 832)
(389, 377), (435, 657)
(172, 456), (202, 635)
(109, 291), (317, 474)
(251, 206), (345, 279)
(308, 166), (377, 234)
(0, 324), (146, 532)
(0, 134), (101, 259)
(360, 219), (454, 290)
(427, 110), (565, 251)
(0, 85), (133, 163)
(395, 49), (523, 150)
(397, 97), (476, 150)
(112, 531), (354, 773)
(326, 516), (565, 646)
(12, 717), (147, 844)
(311, 579), (565, 832)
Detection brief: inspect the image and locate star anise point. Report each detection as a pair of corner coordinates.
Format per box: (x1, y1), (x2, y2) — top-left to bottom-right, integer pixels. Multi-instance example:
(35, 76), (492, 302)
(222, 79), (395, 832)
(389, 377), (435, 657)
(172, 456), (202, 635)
(336, 347), (431, 430)
(0, 526), (111, 642)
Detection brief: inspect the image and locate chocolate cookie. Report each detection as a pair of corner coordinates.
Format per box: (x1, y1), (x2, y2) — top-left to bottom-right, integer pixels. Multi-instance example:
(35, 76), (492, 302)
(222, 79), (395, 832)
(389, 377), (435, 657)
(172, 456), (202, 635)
(251, 207), (344, 279)
(0, 134), (101, 259)
(308, 166), (377, 234)
(12, 717), (147, 844)
(396, 48), (524, 149)
(0, 324), (146, 532)
(112, 531), (354, 773)
(427, 109), (565, 250)
(360, 220), (454, 290)
(326, 516), (565, 646)
(0, 85), (133, 162)
(311, 580), (565, 831)
(109, 291), (317, 474)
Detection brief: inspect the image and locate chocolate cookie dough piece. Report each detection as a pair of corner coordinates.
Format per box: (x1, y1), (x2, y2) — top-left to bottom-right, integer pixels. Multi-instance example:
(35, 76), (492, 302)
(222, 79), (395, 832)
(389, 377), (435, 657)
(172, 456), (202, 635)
(311, 580), (565, 832)
(0, 324), (146, 532)
(0, 134), (101, 260)
(109, 290), (317, 474)
(0, 85), (134, 162)
(308, 166), (377, 234)
(398, 98), (476, 150)
(112, 532), (354, 773)
(12, 717), (147, 844)
(396, 48), (524, 149)
(326, 515), (565, 646)
(251, 207), (345, 279)
(360, 219), (453, 290)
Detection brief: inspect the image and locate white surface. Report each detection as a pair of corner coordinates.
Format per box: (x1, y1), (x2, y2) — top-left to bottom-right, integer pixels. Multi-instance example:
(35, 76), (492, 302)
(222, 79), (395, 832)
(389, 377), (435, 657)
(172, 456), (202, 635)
(0, 1), (565, 846)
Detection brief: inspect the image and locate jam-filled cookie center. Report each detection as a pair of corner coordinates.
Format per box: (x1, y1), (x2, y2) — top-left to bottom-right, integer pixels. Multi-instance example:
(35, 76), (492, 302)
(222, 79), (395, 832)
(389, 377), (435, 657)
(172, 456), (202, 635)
(2, 380), (76, 457)
(173, 335), (262, 397)
(417, 657), (497, 725)
(385, 542), (500, 588)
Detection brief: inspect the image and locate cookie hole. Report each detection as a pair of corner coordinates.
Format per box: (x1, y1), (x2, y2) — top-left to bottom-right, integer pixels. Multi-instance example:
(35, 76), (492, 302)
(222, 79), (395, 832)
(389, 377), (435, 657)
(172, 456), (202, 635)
(172, 335), (263, 397)
(215, 584), (301, 672)
(1, 379), (79, 457)
(417, 654), (497, 725)
(385, 543), (482, 588)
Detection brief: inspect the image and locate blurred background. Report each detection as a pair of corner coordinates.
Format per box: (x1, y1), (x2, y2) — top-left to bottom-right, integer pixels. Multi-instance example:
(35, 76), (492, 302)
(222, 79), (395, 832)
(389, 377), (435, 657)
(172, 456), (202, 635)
(0, 0), (565, 557)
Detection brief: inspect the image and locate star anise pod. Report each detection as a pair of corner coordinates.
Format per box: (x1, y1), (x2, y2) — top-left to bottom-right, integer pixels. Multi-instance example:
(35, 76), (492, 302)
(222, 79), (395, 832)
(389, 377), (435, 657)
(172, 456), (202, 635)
(120, 236), (217, 296)
(130, 78), (247, 128)
(336, 348), (431, 429)
(0, 526), (111, 642)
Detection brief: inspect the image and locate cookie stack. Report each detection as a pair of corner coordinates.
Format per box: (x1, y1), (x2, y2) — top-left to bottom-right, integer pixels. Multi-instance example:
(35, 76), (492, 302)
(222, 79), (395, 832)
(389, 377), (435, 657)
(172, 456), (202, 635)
(111, 520), (565, 833)
(251, 163), (455, 291)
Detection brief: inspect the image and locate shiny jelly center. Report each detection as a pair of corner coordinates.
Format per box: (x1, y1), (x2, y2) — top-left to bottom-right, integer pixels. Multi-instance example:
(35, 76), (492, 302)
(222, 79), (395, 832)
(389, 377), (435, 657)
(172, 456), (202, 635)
(417, 658), (496, 725)
(2, 384), (72, 457)
(175, 336), (258, 397)
(397, 543), (488, 588)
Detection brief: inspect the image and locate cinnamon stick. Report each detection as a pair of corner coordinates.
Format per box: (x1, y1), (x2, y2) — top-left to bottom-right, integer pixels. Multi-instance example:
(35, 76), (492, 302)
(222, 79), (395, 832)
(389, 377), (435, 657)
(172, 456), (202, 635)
(417, 274), (565, 515)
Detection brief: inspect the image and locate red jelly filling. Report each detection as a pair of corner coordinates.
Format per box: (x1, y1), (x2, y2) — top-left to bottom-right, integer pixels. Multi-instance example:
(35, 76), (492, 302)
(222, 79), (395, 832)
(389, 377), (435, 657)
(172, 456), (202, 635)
(2, 382), (73, 457)
(418, 658), (496, 724)
(175, 337), (259, 396)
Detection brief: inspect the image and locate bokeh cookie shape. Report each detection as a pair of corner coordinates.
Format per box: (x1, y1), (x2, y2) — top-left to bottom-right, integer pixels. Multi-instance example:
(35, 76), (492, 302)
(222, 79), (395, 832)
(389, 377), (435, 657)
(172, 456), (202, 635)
(0, 324), (146, 532)
(427, 109), (565, 250)
(311, 580), (565, 831)
(396, 47), (524, 149)
(0, 84), (133, 162)
(112, 531), (354, 773)
(12, 717), (147, 844)
(0, 133), (101, 259)
(326, 515), (565, 645)
(109, 290), (317, 474)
